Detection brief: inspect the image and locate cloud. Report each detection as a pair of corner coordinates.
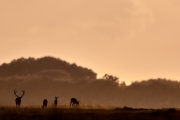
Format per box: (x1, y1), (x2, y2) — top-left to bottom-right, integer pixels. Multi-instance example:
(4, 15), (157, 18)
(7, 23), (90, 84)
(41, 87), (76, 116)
(0, 0), (154, 42)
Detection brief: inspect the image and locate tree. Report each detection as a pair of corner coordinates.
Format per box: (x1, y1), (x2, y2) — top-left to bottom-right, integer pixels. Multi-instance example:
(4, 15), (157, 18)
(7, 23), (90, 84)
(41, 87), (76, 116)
(102, 74), (119, 83)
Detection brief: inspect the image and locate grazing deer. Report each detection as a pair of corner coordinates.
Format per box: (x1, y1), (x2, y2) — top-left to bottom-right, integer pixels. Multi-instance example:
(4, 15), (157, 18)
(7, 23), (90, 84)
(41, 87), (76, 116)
(14, 89), (25, 107)
(54, 96), (58, 107)
(42, 99), (48, 108)
(70, 98), (79, 107)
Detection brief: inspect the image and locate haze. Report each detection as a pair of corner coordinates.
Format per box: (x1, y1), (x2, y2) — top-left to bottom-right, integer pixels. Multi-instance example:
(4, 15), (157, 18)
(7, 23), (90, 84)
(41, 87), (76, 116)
(0, 0), (180, 85)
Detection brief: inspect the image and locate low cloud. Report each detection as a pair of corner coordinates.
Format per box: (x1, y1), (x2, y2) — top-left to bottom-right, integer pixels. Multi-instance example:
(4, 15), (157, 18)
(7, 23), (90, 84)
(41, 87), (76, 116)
(0, 0), (154, 42)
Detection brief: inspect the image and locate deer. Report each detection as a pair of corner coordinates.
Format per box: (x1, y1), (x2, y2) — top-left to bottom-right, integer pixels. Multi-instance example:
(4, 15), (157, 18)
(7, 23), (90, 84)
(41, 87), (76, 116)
(42, 99), (48, 108)
(70, 98), (79, 107)
(54, 96), (58, 107)
(14, 89), (25, 107)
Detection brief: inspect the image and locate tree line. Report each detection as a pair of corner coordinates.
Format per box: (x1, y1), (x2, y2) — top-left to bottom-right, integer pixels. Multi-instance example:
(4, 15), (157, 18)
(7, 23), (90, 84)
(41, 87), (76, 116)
(0, 57), (180, 108)
(0, 56), (96, 80)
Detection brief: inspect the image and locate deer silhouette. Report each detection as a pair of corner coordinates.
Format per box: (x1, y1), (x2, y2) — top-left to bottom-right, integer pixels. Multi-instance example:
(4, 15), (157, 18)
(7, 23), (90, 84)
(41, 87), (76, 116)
(70, 98), (79, 107)
(54, 96), (58, 107)
(14, 89), (25, 107)
(42, 99), (48, 108)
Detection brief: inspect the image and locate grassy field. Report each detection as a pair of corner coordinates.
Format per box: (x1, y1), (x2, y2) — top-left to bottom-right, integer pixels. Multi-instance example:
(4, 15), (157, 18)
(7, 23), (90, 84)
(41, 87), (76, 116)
(0, 106), (179, 120)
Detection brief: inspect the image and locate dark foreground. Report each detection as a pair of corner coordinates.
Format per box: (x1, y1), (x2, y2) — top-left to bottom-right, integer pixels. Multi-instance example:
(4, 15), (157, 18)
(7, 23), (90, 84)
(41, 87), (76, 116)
(0, 106), (179, 120)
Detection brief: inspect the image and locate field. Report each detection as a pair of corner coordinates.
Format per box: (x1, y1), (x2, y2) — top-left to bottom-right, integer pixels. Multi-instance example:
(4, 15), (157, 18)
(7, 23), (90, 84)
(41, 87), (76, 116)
(0, 106), (179, 120)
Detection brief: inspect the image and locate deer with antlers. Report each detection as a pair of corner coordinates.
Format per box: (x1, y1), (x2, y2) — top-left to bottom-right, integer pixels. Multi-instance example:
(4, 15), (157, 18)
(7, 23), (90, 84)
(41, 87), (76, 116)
(14, 89), (25, 107)
(54, 96), (58, 107)
(42, 99), (48, 108)
(70, 98), (79, 107)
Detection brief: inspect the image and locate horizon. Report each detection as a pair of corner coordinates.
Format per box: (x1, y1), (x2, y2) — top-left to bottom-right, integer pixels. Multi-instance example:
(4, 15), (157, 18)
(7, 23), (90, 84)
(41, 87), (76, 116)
(0, 56), (179, 85)
(1, 0), (180, 85)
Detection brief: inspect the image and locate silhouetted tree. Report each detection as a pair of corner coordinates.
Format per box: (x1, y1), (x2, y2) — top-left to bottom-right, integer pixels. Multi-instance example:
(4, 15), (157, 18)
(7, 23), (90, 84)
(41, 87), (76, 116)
(103, 74), (119, 83)
(0, 56), (97, 80)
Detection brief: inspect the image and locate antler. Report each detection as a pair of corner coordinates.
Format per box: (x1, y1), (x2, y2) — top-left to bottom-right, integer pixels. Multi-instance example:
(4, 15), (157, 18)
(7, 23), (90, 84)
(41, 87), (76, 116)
(14, 89), (18, 97)
(21, 90), (25, 97)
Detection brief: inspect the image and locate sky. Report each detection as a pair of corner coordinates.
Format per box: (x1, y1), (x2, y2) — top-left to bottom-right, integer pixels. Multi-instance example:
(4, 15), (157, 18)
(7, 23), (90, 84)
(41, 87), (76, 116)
(0, 0), (180, 85)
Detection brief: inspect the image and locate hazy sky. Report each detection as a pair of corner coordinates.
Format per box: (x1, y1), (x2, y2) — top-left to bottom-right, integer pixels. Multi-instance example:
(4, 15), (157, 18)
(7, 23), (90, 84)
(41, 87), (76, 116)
(0, 0), (180, 84)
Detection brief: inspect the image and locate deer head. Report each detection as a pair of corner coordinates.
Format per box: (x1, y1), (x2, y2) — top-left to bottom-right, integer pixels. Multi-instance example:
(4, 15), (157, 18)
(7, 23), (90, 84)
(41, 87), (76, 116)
(77, 101), (80, 105)
(14, 89), (25, 98)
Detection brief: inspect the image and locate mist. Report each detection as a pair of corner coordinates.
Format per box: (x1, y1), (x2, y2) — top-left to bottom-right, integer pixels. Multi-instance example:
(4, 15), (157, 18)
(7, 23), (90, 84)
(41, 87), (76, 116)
(0, 57), (180, 108)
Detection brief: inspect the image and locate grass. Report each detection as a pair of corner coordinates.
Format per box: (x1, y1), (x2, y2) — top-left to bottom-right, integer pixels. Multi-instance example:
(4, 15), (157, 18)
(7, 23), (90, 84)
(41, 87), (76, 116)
(0, 105), (179, 120)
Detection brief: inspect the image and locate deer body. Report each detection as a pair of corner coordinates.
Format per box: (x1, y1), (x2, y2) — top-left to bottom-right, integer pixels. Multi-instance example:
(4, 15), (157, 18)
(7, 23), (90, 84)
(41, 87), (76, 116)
(15, 97), (22, 106)
(70, 98), (79, 107)
(42, 99), (48, 108)
(54, 96), (58, 107)
(14, 90), (25, 107)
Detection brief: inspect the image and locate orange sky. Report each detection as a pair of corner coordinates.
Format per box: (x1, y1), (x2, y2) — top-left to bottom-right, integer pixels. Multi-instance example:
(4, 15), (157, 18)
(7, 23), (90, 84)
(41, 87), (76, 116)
(0, 0), (180, 85)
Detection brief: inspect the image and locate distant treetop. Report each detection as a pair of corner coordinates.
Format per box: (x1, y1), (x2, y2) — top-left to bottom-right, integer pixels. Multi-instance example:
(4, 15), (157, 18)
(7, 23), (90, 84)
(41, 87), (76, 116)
(0, 56), (97, 80)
